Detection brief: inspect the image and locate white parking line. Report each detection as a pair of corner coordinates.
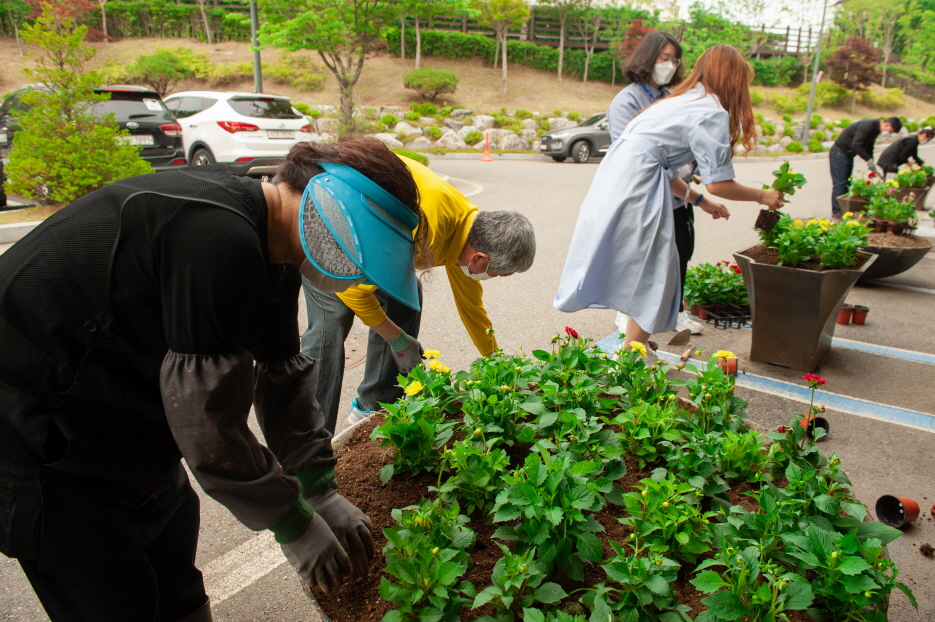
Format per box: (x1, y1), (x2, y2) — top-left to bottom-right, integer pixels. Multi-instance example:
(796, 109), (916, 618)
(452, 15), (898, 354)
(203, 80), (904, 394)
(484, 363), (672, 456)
(201, 530), (285, 605)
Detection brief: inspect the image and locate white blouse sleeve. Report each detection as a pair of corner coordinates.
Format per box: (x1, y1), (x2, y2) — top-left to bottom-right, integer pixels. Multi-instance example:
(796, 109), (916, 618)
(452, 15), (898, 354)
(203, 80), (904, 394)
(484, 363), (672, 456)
(689, 109), (735, 184)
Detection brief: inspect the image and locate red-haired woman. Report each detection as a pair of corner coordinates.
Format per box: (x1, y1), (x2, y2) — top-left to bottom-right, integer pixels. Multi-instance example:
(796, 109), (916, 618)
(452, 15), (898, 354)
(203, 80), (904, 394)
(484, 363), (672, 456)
(555, 45), (783, 357)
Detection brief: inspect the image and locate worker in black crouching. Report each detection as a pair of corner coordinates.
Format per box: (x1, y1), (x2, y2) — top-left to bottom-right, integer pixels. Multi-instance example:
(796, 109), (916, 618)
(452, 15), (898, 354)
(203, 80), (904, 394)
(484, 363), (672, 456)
(829, 116), (902, 220)
(878, 126), (933, 179)
(0, 139), (428, 621)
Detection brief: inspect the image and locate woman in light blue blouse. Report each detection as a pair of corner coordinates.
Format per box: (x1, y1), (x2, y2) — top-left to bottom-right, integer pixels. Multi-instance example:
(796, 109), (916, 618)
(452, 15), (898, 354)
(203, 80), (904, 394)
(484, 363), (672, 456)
(556, 45), (783, 356)
(607, 32), (705, 337)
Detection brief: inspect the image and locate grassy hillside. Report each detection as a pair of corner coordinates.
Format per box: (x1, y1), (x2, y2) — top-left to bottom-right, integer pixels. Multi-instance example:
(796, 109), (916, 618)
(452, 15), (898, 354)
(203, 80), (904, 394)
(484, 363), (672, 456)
(3, 35), (935, 121)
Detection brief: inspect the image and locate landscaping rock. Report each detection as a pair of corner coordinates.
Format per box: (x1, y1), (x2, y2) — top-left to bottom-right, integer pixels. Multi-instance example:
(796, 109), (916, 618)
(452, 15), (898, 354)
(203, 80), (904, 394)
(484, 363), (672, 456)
(530, 139), (541, 151)
(457, 125), (478, 140)
(450, 108), (473, 119)
(521, 118), (539, 130)
(394, 121), (422, 136)
(418, 116), (436, 125)
(767, 144), (783, 153)
(444, 118), (464, 131)
(316, 118), (340, 134)
(779, 136), (793, 147)
(499, 134), (529, 151)
(372, 133), (404, 149)
(406, 136), (434, 151)
(472, 115), (496, 131)
(548, 117), (577, 130)
(822, 140), (834, 150)
(520, 129), (539, 143)
(435, 131), (467, 150)
(310, 104), (336, 114)
(487, 128), (512, 144)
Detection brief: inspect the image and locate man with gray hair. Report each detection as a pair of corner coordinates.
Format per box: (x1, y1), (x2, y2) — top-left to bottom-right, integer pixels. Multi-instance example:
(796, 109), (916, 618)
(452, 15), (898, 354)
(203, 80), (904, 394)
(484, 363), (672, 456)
(301, 155), (536, 433)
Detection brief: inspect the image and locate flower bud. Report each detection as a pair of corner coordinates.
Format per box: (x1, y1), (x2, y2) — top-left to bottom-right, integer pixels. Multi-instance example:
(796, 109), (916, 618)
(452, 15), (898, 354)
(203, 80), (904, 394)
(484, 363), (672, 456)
(474, 428), (482, 436)
(831, 552), (838, 559)
(662, 501), (669, 508)
(655, 559), (663, 566)
(641, 490), (648, 497)
(865, 591), (872, 598)
(432, 547), (439, 555)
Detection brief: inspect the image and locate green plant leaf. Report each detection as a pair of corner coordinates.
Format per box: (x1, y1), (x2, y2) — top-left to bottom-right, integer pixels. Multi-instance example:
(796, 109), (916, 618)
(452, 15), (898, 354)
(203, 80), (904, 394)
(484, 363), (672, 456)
(645, 573), (670, 595)
(691, 570), (730, 593)
(783, 580), (814, 610)
(836, 556), (872, 576)
(532, 582), (568, 604)
(702, 590), (747, 620)
(380, 463), (395, 484)
(577, 533), (602, 563)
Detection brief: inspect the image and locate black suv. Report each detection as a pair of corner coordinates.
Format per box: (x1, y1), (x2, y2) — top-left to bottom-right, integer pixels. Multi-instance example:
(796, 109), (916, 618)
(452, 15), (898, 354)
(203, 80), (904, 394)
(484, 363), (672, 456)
(0, 85), (186, 171)
(539, 113), (612, 163)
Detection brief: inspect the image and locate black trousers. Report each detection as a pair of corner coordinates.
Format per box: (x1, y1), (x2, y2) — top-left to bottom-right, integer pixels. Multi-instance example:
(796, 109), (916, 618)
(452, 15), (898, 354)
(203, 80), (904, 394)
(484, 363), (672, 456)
(18, 481), (207, 622)
(673, 203), (695, 310)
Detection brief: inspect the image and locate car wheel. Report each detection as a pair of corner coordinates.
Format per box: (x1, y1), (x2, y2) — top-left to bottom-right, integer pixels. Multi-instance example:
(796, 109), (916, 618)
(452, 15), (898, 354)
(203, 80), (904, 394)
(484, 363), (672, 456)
(192, 148), (215, 166)
(572, 141), (591, 163)
(551, 155), (567, 163)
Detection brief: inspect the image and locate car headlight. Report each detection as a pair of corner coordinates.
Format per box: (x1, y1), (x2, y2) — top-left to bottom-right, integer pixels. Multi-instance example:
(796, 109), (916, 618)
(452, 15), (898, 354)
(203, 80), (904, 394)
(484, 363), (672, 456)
(551, 138), (563, 147)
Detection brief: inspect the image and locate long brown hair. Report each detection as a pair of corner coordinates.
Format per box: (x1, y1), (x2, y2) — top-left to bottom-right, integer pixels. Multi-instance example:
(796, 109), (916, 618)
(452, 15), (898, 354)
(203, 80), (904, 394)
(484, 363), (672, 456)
(665, 45), (757, 154)
(277, 139), (432, 268)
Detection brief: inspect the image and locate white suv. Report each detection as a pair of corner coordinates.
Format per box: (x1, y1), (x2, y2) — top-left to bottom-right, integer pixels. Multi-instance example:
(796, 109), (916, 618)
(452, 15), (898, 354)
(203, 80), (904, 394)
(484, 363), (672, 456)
(163, 91), (312, 177)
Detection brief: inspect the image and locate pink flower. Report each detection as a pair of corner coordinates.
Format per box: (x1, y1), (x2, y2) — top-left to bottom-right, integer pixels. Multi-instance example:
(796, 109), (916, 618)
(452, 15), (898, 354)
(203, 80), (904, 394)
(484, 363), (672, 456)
(802, 373), (827, 388)
(564, 326), (579, 339)
(777, 425), (787, 433)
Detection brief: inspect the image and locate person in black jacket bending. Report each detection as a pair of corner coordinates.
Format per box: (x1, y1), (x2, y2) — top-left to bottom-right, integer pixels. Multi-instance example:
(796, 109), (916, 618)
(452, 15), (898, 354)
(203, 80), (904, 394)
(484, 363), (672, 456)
(0, 139), (428, 622)
(829, 116), (901, 219)
(879, 126), (933, 178)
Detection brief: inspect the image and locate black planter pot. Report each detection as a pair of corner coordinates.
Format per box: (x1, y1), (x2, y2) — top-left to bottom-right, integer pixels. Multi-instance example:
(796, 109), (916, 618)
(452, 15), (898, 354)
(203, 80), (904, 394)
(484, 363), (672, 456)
(733, 248), (877, 372)
(858, 238), (934, 282)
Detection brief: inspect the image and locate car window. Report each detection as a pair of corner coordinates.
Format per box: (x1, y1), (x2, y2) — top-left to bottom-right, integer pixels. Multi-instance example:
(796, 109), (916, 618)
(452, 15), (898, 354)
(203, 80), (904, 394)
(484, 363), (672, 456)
(170, 97), (205, 119)
(200, 97), (217, 112)
(579, 114), (606, 127)
(89, 92), (175, 122)
(228, 97), (302, 119)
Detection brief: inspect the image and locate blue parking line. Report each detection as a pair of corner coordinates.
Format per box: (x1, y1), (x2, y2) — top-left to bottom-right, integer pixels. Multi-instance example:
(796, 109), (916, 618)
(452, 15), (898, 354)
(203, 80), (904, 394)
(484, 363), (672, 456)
(831, 338), (935, 366)
(597, 332), (935, 433)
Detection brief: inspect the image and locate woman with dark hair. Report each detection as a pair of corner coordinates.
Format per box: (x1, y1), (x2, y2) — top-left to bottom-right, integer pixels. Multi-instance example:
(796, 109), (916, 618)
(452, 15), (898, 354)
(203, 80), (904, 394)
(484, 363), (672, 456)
(0, 139), (423, 620)
(606, 31), (703, 336)
(556, 45), (784, 359)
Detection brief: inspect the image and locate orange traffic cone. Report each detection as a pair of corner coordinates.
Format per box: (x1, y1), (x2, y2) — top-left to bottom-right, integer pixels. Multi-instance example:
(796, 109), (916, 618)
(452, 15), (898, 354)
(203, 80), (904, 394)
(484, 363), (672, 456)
(480, 130), (493, 162)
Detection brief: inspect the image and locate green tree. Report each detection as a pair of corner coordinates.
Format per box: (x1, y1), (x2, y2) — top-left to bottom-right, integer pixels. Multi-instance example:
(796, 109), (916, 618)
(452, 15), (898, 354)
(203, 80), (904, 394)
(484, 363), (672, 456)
(570, 1), (601, 83)
(124, 47), (211, 96)
(1, 0), (31, 55)
(259, 0), (401, 133)
(471, 0), (529, 95)
(678, 4), (749, 69)
(407, 0), (465, 69)
(834, 0), (907, 86)
(550, 0), (588, 83)
(4, 5), (152, 203)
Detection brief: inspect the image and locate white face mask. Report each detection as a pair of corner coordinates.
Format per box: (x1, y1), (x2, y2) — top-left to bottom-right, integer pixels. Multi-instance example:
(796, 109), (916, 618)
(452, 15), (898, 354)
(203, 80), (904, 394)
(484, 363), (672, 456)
(652, 62), (677, 86)
(300, 259), (366, 293)
(460, 261), (492, 281)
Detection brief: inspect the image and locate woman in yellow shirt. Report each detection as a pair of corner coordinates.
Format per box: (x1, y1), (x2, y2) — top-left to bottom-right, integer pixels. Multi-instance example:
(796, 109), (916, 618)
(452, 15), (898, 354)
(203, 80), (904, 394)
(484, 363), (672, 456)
(302, 154), (536, 432)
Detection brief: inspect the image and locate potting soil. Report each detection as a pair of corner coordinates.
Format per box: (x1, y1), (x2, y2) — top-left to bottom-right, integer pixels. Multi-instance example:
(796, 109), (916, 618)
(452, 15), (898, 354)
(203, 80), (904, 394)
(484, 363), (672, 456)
(865, 232), (934, 248)
(740, 245), (872, 272)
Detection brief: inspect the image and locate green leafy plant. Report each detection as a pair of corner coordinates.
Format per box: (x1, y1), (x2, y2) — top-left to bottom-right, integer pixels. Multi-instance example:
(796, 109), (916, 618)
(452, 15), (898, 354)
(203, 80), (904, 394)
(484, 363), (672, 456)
(682, 354), (747, 435)
(786, 140), (804, 152)
(381, 498), (476, 622)
(435, 433), (509, 515)
(425, 125), (443, 140)
(610, 400), (684, 469)
(763, 162), (807, 199)
(691, 544), (814, 621)
(847, 174), (882, 199)
(683, 262), (748, 308)
(123, 46), (210, 95)
(817, 213), (871, 268)
(404, 68), (459, 102)
(266, 50), (326, 91)
(894, 166), (927, 187)
(371, 392), (455, 483)
(582, 537), (690, 621)
(471, 544), (567, 622)
(619, 474), (714, 562)
(492, 449), (610, 580)
(464, 130), (484, 144)
(410, 102), (439, 116)
(718, 428), (770, 483)
(382, 113), (399, 126)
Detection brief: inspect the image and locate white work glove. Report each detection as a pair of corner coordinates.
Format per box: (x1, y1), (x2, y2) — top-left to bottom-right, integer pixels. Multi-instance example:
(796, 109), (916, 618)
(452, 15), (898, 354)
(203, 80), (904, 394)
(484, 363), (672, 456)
(386, 329), (424, 374)
(307, 488), (375, 576)
(280, 512), (352, 594)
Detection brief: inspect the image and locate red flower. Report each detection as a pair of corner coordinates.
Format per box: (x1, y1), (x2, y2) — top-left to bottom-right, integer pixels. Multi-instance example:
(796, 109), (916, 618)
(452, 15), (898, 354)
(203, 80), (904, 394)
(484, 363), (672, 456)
(731, 264), (741, 274)
(866, 181), (872, 185)
(564, 326), (579, 339)
(868, 171), (876, 178)
(776, 425), (787, 433)
(802, 373), (827, 387)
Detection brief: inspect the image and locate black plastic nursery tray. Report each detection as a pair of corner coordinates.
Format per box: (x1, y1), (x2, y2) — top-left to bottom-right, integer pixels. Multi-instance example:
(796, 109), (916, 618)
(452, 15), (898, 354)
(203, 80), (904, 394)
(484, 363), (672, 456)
(702, 305), (752, 329)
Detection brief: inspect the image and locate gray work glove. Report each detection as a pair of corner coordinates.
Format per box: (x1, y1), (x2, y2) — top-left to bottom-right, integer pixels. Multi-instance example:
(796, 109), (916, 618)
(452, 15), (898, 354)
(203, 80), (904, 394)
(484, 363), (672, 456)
(306, 488), (375, 577)
(280, 513), (352, 594)
(867, 158), (877, 173)
(386, 329), (424, 374)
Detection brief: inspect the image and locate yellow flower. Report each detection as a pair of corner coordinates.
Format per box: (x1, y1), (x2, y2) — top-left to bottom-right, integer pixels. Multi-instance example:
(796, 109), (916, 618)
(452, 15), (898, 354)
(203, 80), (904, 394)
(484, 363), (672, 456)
(794, 219), (804, 227)
(846, 219), (863, 227)
(843, 212), (854, 220)
(713, 350), (736, 360)
(499, 385), (511, 391)
(599, 353), (607, 359)
(807, 219), (819, 226)
(423, 349), (442, 358)
(404, 380), (424, 397)
(428, 359), (450, 373)
(630, 341), (648, 358)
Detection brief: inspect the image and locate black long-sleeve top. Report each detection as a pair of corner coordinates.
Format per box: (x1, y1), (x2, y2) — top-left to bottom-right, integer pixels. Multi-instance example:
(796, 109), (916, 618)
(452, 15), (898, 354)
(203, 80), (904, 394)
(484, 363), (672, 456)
(831, 118), (881, 161)
(879, 135), (924, 170)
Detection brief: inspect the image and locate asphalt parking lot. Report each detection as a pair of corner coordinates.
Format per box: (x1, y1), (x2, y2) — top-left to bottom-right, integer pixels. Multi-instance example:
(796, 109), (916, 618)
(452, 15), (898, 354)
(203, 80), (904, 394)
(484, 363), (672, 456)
(2, 148), (934, 621)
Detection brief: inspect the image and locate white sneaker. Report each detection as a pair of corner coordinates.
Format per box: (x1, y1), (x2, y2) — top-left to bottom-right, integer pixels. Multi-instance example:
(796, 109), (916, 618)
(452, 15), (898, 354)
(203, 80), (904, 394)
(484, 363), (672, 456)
(347, 397), (373, 425)
(677, 311), (704, 335)
(614, 312), (629, 333)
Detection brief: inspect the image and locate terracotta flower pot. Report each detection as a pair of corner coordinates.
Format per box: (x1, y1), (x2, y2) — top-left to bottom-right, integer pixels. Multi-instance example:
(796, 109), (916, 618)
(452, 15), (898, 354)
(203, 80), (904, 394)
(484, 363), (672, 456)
(734, 249), (877, 372)
(931, 503), (935, 520)
(851, 305), (869, 325)
(875, 494), (921, 528)
(719, 357), (738, 375)
(690, 304), (700, 316)
(836, 306), (853, 325)
(697, 304), (714, 320)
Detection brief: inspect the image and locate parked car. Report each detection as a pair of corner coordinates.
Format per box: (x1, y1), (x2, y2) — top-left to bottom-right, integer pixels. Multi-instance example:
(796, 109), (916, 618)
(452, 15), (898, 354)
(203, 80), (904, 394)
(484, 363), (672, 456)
(163, 91), (312, 177)
(0, 84), (186, 170)
(539, 113), (612, 163)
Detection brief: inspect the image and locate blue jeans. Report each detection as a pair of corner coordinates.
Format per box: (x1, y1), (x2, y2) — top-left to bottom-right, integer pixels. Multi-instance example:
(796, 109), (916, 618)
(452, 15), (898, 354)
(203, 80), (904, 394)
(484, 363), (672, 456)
(301, 278), (422, 434)
(829, 149), (853, 215)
